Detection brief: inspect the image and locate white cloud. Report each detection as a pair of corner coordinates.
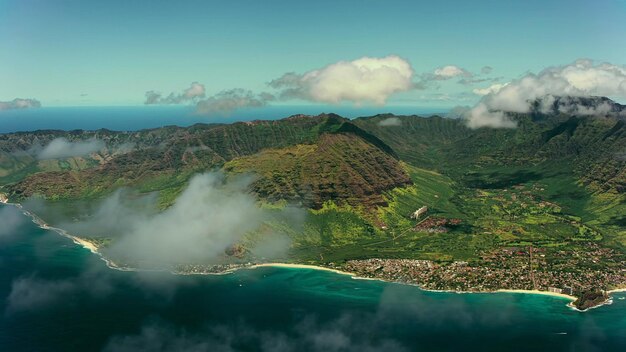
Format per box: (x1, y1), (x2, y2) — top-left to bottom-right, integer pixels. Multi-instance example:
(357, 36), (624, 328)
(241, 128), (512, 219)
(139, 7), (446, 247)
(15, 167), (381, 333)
(5, 265), (116, 314)
(37, 138), (105, 160)
(0, 98), (41, 111)
(463, 59), (626, 128)
(145, 83), (273, 115)
(0, 206), (25, 241)
(182, 82), (206, 99)
(57, 172), (301, 267)
(378, 117), (402, 127)
(481, 66), (493, 75)
(472, 83), (509, 96)
(6, 276), (77, 313)
(145, 82), (206, 104)
(104, 173), (263, 265)
(269, 55), (415, 105)
(195, 89), (274, 115)
(433, 65), (471, 80)
(463, 102), (516, 129)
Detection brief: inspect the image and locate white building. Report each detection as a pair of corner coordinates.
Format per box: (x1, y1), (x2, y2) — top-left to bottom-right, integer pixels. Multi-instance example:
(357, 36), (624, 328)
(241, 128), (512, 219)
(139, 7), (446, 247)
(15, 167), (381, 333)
(411, 206), (428, 219)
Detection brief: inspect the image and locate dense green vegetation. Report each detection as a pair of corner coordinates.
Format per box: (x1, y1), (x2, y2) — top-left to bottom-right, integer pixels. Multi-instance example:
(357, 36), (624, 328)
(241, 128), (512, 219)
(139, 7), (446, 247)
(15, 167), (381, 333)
(0, 99), (624, 269)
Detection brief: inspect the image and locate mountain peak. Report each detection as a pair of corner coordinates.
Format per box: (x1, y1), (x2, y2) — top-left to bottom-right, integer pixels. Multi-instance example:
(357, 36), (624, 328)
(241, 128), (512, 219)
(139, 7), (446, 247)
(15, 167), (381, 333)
(529, 95), (626, 118)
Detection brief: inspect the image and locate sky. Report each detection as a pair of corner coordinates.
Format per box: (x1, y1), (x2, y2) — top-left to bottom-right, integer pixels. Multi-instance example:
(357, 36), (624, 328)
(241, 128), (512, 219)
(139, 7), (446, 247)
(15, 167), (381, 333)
(1, 0), (625, 114)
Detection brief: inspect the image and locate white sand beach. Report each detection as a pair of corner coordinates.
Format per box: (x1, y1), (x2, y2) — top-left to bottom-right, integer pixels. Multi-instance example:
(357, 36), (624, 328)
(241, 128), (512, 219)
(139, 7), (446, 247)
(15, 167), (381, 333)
(250, 263), (356, 277)
(496, 289), (577, 301)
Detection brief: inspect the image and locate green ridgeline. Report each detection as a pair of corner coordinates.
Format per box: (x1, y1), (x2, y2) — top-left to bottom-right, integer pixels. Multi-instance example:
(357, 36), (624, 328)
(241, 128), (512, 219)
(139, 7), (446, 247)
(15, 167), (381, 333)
(1, 105), (624, 265)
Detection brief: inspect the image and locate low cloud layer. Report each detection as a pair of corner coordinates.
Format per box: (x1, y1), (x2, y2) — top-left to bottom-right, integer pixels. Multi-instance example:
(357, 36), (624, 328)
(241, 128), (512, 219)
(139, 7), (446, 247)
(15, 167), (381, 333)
(378, 117), (402, 127)
(57, 172), (297, 267)
(145, 83), (273, 115)
(145, 82), (206, 105)
(5, 257), (118, 315)
(195, 89), (274, 115)
(7, 276), (79, 314)
(101, 283), (528, 352)
(472, 83), (509, 96)
(103, 314), (407, 352)
(463, 59), (626, 128)
(269, 55), (415, 105)
(106, 173), (263, 265)
(0, 206), (25, 242)
(432, 65), (471, 80)
(0, 98), (41, 111)
(37, 138), (105, 160)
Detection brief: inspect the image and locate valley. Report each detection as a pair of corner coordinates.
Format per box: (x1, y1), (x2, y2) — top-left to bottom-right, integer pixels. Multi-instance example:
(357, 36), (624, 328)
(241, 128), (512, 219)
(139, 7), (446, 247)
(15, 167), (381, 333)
(1, 101), (625, 310)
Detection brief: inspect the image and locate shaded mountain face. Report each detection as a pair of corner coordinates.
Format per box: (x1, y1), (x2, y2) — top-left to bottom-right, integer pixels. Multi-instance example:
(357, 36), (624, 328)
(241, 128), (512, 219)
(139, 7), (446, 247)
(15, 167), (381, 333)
(0, 114), (411, 209)
(353, 98), (625, 195)
(224, 132), (411, 209)
(1, 98), (625, 270)
(529, 95), (626, 118)
(1, 97), (624, 215)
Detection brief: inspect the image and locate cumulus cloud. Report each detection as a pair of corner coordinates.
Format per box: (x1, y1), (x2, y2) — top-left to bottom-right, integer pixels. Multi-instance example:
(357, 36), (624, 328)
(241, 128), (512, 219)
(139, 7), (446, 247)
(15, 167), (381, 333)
(419, 65), (482, 86)
(462, 103), (516, 129)
(195, 89), (274, 115)
(472, 83), (509, 96)
(37, 138), (105, 160)
(0, 98), (41, 111)
(145, 82), (206, 105)
(269, 55), (415, 105)
(145, 83), (273, 115)
(462, 59), (626, 128)
(432, 65), (472, 80)
(378, 117), (402, 126)
(481, 66), (493, 75)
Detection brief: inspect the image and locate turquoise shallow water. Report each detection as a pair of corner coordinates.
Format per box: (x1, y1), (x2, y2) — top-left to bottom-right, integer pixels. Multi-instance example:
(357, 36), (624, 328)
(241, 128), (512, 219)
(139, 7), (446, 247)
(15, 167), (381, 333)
(0, 204), (625, 351)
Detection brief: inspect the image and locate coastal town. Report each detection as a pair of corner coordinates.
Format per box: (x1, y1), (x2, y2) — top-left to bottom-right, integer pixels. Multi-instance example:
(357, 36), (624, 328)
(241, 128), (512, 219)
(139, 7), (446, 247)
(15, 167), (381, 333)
(4, 191), (624, 311)
(334, 242), (626, 310)
(165, 240), (626, 310)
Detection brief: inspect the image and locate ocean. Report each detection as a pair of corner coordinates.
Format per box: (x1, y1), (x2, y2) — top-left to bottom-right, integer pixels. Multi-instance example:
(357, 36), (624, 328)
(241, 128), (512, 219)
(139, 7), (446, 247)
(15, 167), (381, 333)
(0, 106), (449, 134)
(0, 204), (625, 351)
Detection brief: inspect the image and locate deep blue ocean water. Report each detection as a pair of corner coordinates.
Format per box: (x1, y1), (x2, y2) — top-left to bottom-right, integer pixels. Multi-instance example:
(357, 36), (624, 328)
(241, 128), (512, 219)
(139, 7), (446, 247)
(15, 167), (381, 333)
(0, 106), (448, 133)
(1, 204), (625, 351)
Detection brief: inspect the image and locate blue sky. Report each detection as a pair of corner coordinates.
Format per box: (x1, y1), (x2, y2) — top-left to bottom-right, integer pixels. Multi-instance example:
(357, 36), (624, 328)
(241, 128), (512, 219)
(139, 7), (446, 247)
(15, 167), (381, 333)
(1, 0), (625, 109)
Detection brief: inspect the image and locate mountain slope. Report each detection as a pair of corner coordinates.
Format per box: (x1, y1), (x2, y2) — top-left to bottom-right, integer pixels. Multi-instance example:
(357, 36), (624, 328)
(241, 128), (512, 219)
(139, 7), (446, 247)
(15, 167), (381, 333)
(224, 132), (411, 209)
(1, 114), (411, 209)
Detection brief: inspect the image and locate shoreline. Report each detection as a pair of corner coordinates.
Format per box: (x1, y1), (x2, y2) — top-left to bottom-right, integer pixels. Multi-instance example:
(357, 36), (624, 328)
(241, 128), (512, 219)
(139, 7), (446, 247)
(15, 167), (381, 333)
(250, 263), (589, 305)
(1, 201), (123, 271)
(3, 200), (624, 311)
(607, 288), (626, 294)
(495, 289), (576, 301)
(249, 263), (357, 277)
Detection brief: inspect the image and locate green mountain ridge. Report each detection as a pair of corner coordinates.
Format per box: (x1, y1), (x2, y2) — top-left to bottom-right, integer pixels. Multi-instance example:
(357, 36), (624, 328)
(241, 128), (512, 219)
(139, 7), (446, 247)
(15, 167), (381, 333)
(1, 114), (410, 207)
(1, 99), (625, 279)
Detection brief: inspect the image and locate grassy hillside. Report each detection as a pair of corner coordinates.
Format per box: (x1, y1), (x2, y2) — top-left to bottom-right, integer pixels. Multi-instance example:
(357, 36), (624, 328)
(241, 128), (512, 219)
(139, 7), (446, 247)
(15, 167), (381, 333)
(2, 114), (412, 210)
(224, 133), (411, 209)
(1, 103), (624, 267)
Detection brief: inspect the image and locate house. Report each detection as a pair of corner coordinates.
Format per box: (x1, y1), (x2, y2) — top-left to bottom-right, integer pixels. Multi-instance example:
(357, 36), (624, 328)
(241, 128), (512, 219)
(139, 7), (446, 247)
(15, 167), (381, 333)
(411, 206), (428, 219)
(548, 287), (563, 294)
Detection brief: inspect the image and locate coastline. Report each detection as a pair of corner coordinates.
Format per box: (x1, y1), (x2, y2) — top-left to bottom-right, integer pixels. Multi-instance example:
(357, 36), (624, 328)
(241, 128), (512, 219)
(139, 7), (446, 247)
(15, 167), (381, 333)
(1, 200), (124, 271)
(252, 263), (584, 304)
(607, 288), (626, 294)
(249, 263), (357, 277)
(2, 199), (623, 311)
(495, 289), (576, 301)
